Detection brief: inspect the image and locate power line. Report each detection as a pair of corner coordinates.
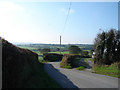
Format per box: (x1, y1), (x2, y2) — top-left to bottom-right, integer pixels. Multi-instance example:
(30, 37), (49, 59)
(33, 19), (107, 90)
(59, 2), (71, 54)
(61, 2), (72, 36)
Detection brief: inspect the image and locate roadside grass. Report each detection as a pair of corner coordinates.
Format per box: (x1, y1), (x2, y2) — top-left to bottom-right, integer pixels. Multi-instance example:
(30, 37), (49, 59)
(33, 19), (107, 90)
(25, 57), (61, 88)
(92, 63), (120, 78)
(76, 66), (85, 70)
(63, 64), (72, 69)
(25, 62), (62, 88)
(38, 56), (43, 62)
(35, 51), (43, 55)
(38, 56), (50, 63)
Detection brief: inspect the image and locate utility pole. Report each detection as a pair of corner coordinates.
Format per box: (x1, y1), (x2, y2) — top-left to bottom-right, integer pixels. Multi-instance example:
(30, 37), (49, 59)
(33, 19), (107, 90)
(60, 35), (61, 54)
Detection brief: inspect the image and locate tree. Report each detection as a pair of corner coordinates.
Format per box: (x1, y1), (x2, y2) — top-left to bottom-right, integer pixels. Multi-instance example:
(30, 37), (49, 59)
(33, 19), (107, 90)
(94, 29), (120, 65)
(40, 48), (51, 53)
(68, 45), (82, 54)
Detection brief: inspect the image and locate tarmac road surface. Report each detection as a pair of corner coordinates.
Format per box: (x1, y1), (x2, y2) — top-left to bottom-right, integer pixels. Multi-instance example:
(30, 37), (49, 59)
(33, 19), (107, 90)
(44, 61), (119, 89)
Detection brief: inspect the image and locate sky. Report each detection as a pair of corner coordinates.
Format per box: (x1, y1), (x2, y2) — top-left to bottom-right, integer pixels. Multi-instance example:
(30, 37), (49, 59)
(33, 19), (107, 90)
(0, 1), (118, 44)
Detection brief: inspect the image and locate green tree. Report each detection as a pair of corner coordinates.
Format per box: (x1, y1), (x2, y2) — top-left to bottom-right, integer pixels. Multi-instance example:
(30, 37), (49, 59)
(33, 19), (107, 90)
(94, 29), (120, 65)
(69, 45), (81, 54)
(94, 31), (106, 65)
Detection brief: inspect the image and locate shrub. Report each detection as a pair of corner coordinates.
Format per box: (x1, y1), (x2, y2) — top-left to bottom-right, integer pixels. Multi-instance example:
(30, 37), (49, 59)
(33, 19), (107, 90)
(40, 48), (50, 53)
(60, 54), (81, 68)
(69, 45), (82, 54)
(43, 53), (63, 62)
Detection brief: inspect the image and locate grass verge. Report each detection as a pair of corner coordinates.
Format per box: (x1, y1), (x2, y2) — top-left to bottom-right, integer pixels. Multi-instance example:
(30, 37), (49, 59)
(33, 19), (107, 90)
(92, 63), (120, 78)
(76, 66), (85, 70)
(63, 64), (72, 69)
(24, 58), (61, 88)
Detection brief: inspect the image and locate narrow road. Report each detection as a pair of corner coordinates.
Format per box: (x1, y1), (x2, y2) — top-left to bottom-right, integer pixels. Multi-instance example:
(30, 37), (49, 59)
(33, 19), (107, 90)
(86, 58), (93, 67)
(44, 61), (119, 89)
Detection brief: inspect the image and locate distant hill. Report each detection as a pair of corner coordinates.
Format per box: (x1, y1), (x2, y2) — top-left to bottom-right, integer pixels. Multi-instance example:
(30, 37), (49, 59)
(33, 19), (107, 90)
(11, 42), (34, 45)
(17, 43), (94, 52)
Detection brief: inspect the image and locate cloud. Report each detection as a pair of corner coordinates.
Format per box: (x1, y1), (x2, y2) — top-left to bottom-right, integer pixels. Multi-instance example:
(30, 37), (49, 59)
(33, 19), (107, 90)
(0, 1), (24, 13)
(60, 8), (75, 14)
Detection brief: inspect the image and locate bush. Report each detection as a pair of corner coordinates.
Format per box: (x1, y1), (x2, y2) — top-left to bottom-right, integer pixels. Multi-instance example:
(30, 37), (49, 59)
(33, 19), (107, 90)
(43, 53), (63, 62)
(60, 54), (81, 68)
(69, 45), (82, 54)
(40, 48), (50, 53)
(2, 39), (39, 88)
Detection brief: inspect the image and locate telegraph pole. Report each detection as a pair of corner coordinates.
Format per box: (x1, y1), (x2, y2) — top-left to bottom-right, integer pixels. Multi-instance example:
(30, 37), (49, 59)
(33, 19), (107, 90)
(60, 36), (61, 54)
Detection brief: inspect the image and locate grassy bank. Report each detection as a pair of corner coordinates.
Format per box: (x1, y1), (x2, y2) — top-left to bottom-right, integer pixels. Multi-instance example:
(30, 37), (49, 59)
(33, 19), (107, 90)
(92, 63), (120, 78)
(24, 58), (61, 88)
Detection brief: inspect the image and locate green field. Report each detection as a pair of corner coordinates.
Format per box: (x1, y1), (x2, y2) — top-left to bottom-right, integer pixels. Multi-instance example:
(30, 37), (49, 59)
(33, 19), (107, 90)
(18, 46), (37, 50)
(35, 51), (69, 56)
(49, 51), (69, 55)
